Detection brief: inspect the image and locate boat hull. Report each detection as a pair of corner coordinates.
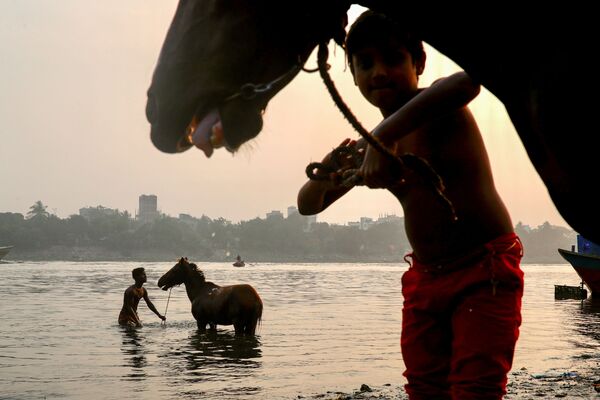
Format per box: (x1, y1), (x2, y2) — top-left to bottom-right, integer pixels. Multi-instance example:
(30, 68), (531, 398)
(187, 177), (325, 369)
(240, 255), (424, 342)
(558, 249), (600, 296)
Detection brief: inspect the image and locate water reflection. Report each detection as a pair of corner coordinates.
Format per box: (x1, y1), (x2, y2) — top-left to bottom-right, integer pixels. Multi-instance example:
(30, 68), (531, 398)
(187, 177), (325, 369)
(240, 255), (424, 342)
(579, 297), (600, 314)
(161, 330), (262, 377)
(158, 330), (263, 397)
(191, 331), (261, 360)
(575, 298), (600, 341)
(120, 326), (148, 380)
(566, 298), (600, 384)
(183, 331), (262, 374)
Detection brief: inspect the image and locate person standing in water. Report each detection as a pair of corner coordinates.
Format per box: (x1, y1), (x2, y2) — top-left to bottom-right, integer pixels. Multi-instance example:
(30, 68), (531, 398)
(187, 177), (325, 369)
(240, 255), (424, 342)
(118, 267), (166, 327)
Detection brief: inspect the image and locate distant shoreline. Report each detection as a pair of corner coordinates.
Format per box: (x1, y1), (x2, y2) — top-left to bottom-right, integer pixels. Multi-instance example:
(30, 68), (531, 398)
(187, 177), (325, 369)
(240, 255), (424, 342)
(4, 245), (568, 265)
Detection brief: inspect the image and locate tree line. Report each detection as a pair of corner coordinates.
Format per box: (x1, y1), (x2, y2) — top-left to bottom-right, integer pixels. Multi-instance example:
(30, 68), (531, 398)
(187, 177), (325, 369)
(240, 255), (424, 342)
(0, 201), (576, 263)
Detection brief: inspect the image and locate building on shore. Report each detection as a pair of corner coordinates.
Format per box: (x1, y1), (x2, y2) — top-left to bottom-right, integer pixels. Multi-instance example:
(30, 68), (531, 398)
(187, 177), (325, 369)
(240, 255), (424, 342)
(137, 194), (160, 223)
(266, 210), (284, 220)
(79, 205), (118, 221)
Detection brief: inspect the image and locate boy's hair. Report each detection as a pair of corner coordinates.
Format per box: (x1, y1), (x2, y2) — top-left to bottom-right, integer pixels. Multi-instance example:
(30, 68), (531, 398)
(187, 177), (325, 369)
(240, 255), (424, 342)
(132, 267), (145, 279)
(345, 10), (425, 73)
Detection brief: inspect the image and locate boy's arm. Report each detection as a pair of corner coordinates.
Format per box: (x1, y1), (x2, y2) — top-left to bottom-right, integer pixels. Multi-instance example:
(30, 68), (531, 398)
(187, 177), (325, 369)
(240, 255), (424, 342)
(297, 138), (363, 215)
(361, 72), (480, 188)
(143, 289), (166, 321)
(373, 71), (480, 145)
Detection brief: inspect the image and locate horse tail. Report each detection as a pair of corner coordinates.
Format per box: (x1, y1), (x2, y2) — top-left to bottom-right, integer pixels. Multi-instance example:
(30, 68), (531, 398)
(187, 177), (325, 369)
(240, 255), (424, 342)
(248, 286), (263, 335)
(256, 296), (263, 329)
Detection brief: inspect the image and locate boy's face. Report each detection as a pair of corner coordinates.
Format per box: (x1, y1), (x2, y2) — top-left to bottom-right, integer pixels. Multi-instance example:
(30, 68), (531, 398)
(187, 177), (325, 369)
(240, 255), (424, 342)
(134, 270), (147, 283)
(351, 39), (422, 114)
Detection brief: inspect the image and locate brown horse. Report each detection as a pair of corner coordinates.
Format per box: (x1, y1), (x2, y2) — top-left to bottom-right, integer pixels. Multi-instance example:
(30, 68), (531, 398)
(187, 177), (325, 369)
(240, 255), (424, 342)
(145, 1), (599, 244)
(157, 257), (263, 335)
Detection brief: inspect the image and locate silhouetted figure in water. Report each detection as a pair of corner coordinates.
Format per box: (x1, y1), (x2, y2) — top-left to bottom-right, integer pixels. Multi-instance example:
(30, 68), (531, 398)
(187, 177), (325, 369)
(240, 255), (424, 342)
(118, 267), (165, 327)
(233, 255), (245, 267)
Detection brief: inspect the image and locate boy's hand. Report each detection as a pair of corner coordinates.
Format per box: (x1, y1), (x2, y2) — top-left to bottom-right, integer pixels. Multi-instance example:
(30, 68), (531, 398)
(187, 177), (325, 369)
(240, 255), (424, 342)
(306, 138), (364, 190)
(359, 143), (396, 189)
(322, 138), (364, 187)
(159, 314), (166, 321)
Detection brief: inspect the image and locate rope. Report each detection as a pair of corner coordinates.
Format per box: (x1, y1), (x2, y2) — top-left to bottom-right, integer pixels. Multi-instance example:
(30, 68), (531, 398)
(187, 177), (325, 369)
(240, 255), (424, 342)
(306, 145), (363, 187)
(313, 41), (457, 221)
(162, 287), (172, 326)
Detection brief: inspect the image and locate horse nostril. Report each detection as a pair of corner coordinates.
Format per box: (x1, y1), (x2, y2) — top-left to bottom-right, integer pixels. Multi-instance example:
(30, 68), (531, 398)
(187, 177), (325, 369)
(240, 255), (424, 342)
(146, 92), (158, 124)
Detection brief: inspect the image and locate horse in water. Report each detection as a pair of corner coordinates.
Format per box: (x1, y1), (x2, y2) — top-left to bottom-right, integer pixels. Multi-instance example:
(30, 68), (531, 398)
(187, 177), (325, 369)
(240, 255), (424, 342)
(157, 257), (263, 335)
(146, 1), (600, 243)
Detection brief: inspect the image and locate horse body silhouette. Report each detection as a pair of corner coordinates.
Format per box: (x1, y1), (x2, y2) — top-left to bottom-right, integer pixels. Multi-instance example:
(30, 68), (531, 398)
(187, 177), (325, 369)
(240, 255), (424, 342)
(146, 1), (599, 243)
(158, 258), (263, 335)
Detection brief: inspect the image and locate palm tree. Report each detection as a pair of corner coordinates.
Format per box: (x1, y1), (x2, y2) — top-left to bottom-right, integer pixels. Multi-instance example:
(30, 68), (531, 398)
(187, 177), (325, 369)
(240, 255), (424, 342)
(26, 200), (50, 219)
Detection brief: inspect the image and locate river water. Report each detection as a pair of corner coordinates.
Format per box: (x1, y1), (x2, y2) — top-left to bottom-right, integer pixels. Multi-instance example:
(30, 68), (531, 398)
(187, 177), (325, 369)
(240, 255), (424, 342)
(1, 261), (599, 399)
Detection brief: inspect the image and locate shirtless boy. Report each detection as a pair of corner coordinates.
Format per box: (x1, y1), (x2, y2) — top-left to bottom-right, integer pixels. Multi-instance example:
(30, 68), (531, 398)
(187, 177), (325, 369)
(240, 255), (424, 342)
(298, 11), (523, 399)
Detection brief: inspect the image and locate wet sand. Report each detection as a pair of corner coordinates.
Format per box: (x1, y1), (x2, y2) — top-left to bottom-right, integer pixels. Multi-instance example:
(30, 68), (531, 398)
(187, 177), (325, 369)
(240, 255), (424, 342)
(300, 368), (600, 399)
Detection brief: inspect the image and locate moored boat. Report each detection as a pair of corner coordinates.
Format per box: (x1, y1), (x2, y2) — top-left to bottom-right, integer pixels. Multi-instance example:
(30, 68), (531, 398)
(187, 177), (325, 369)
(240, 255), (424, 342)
(558, 235), (600, 297)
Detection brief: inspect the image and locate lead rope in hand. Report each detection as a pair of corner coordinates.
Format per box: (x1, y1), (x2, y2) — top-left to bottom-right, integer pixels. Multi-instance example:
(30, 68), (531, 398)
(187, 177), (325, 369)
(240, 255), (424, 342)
(306, 145), (364, 187)
(162, 287), (172, 326)
(313, 41), (457, 222)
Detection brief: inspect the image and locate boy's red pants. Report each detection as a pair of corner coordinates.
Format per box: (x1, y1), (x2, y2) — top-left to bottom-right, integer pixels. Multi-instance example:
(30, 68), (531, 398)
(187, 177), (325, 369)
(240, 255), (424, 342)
(401, 233), (524, 400)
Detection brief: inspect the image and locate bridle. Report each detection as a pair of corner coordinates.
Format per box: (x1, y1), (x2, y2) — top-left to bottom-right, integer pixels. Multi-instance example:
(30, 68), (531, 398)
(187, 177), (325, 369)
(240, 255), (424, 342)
(222, 62), (304, 103)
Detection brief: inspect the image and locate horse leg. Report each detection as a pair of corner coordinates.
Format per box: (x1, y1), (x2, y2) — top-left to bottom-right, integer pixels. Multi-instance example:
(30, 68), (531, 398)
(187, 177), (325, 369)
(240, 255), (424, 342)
(196, 320), (207, 332)
(245, 318), (258, 335)
(233, 321), (244, 335)
(209, 323), (217, 331)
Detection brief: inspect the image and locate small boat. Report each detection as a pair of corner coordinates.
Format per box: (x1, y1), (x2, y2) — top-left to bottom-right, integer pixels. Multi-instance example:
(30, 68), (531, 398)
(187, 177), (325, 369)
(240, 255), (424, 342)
(558, 235), (600, 297)
(0, 245), (14, 261)
(232, 255), (245, 267)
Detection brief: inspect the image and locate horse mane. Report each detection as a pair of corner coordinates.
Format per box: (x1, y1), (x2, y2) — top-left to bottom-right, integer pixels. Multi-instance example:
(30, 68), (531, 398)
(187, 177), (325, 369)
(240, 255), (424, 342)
(188, 262), (206, 282)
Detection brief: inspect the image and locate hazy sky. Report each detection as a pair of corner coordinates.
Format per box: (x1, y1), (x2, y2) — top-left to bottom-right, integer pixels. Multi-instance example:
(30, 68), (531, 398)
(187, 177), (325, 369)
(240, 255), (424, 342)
(0, 1), (568, 228)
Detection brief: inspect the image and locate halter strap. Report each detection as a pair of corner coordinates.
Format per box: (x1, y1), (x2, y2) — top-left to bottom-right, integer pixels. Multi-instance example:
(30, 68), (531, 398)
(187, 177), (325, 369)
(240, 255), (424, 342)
(223, 62), (303, 103)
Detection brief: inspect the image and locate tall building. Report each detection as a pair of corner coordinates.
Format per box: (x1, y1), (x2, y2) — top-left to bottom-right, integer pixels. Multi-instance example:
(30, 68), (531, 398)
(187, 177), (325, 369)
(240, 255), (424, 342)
(137, 194), (159, 222)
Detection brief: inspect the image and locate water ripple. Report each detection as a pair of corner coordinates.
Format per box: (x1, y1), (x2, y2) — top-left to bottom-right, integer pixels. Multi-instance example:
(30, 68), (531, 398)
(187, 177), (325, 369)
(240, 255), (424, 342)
(0, 262), (598, 399)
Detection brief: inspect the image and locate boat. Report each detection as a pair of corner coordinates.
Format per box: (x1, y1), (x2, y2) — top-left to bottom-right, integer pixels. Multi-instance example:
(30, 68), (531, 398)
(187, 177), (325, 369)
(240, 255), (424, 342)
(232, 255), (245, 267)
(0, 245), (14, 261)
(558, 235), (600, 297)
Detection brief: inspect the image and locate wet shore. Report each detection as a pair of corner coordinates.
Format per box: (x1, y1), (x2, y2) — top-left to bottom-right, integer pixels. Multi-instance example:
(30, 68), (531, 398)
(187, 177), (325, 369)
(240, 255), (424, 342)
(299, 367), (600, 399)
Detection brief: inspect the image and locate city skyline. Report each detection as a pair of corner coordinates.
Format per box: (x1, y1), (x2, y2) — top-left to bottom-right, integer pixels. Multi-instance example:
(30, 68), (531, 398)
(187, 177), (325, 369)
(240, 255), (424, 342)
(13, 194), (561, 231)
